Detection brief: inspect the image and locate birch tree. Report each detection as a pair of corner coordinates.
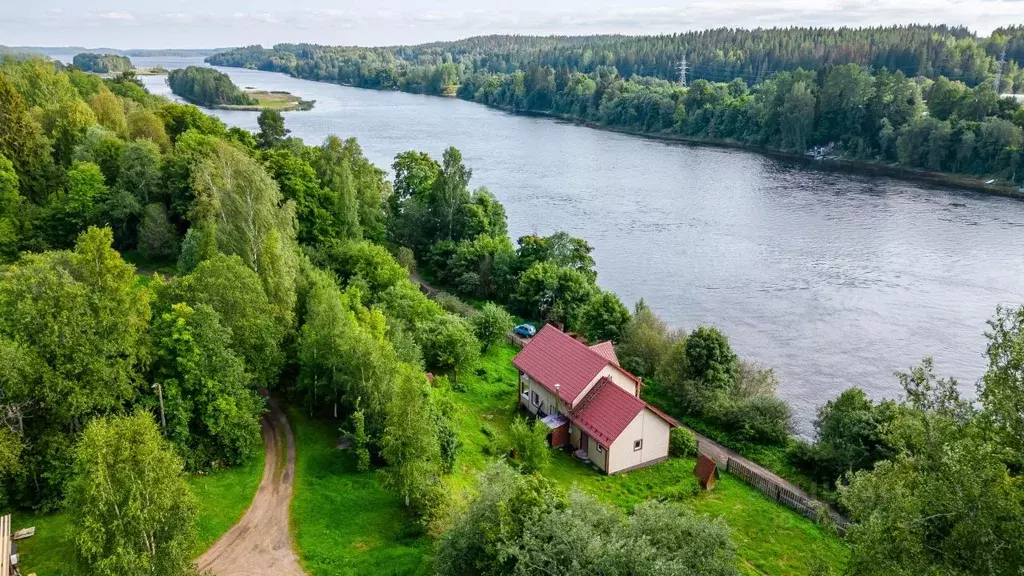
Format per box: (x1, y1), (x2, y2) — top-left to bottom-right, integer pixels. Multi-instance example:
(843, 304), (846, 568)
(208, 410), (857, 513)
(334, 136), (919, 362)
(190, 141), (298, 328)
(67, 412), (198, 576)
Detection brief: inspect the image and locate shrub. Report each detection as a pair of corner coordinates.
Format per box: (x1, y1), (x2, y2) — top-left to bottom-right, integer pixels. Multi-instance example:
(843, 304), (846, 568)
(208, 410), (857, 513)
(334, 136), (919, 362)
(434, 291), (478, 318)
(418, 314), (480, 377)
(508, 417), (550, 473)
(471, 302), (515, 351)
(669, 426), (699, 458)
(723, 396), (793, 445)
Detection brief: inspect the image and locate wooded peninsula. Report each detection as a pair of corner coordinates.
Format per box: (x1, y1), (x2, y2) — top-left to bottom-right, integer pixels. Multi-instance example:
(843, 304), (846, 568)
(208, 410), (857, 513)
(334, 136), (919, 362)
(209, 26), (1024, 189)
(168, 66), (314, 111)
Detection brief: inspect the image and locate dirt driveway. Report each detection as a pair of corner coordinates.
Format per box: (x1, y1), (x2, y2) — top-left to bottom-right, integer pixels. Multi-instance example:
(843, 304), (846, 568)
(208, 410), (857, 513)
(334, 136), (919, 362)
(196, 401), (306, 576)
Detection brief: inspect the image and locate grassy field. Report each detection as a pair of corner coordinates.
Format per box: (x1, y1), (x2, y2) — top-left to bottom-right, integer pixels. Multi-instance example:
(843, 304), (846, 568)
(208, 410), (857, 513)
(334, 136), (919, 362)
(289, 409), (432, 575)
(218, 90), (315, 111)
(9, 448), (265, 576)
(290, 343), (848, 576)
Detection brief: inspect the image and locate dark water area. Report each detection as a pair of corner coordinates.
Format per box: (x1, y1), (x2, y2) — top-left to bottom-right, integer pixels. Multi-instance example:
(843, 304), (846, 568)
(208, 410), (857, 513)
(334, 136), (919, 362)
(62, 54), (1024, 434)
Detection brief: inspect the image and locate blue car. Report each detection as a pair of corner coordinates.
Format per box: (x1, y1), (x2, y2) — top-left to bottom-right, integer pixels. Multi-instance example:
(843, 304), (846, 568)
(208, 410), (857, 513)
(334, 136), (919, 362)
(514, 324), (537, 338)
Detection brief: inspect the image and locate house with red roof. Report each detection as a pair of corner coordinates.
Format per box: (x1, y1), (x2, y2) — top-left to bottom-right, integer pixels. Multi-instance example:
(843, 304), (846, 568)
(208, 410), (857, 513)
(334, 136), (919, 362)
(513, 324), (679, 474)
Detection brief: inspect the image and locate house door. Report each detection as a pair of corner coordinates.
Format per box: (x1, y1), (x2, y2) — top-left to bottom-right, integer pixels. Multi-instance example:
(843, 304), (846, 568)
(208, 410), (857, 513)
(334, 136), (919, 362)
(579, 432), (589, 455)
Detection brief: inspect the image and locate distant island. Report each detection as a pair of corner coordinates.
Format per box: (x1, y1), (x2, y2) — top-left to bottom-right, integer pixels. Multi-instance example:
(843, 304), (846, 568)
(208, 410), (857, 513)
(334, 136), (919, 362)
(3, 46), (230, 58)
(72, 52), (133, 73)
(167, 66), (314, 111)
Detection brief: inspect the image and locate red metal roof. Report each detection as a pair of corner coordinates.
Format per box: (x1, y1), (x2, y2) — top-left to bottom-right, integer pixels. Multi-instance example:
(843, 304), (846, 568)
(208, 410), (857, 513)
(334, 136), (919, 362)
(512, 324), (610, 402)
(588, 341), (620, 365)
(569, 377), (646, 447)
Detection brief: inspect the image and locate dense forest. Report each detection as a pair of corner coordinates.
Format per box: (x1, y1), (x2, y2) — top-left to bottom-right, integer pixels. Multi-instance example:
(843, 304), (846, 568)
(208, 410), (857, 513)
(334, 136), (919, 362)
(71, 53), (133, 73)
(167, 66), (256, 107)
(210, 25), (1024, 185)
(2, 53), (1024, 576)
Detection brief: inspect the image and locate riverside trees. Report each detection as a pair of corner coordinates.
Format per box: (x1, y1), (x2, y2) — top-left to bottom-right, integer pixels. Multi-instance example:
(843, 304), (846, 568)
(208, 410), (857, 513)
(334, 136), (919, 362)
(210, 28), (1024, 186)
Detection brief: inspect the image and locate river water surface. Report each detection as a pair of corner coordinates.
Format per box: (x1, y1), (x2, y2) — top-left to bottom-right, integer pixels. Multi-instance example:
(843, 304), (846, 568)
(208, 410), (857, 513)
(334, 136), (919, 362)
(69, 55), (1024, 433)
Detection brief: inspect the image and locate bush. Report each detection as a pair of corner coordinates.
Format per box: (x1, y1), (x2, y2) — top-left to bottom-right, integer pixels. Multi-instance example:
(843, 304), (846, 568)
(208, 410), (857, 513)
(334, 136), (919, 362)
(434, 291), (478, 318)
(418, 314), (480, 376)
(471, 302), (515, 351)
(723, 396), (793, 445)
(508, 417), (550, 473)
(669, 426), (699, 458)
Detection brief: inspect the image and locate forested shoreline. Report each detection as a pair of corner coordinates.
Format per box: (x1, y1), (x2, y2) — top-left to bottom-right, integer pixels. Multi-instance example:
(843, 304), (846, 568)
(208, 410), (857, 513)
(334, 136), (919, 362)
(209, 26), (1024, 188)
(167, 66), (257, 108)
(2, 51), (1024, 576)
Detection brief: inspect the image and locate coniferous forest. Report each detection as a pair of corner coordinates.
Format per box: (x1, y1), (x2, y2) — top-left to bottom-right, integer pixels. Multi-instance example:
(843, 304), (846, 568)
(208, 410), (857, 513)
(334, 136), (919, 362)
(209, 26), (1024, 186)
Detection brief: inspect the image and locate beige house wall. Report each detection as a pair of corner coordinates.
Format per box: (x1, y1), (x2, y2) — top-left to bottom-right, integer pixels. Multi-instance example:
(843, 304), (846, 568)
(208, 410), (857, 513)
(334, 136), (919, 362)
(519, 372), (560, 416)
(570, 364), (639, 408)
(588, 435), (608, 472)
(606, 408), (672, 474)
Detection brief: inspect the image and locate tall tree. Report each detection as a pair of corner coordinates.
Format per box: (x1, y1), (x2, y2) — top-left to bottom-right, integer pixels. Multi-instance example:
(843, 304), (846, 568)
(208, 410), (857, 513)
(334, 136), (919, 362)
(164, 253), (286, 389)
(431, 147), (472, 241)
(314, 135), (362, 241)
(190, 141), (298, 328)
(151, 302), (263, 469)
(67, 412), (198, 576)
(256, 109), (289, 149)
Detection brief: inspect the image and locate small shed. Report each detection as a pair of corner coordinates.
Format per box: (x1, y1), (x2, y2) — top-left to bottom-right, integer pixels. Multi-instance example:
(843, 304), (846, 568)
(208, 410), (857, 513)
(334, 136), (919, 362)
(693, 453), (719, 491)
(540, 412), (569, 448)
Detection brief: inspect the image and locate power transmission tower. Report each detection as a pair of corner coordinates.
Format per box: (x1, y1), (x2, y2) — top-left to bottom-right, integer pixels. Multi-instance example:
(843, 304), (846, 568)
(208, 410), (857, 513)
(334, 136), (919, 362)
(677, 56), (688, 87)
(994, 49), (1006, 93)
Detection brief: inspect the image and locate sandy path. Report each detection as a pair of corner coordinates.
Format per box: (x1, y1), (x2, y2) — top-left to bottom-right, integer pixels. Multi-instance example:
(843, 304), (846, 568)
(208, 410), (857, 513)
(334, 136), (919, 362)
(196, 401), (306, 576)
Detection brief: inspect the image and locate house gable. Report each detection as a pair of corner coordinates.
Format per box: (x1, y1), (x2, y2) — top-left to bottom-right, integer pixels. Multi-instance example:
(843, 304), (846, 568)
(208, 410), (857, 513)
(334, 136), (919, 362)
(571, 363), (639, 407)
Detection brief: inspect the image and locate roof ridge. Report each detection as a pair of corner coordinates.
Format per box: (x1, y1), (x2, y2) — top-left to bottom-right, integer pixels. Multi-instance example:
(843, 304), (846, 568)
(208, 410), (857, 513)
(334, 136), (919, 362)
(549, 324), (613, 366)
(569, 376), (610, 416)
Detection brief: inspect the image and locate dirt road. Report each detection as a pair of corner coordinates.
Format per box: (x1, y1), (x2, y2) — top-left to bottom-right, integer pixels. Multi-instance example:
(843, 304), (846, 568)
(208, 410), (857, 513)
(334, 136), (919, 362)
(196, 401), (306, 576)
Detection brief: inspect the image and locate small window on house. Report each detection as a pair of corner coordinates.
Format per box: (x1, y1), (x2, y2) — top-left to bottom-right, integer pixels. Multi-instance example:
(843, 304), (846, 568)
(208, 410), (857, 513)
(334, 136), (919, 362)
(597, 444), (605, 454)
(532, 391), (540, 407)
(633, 439), (643, 451)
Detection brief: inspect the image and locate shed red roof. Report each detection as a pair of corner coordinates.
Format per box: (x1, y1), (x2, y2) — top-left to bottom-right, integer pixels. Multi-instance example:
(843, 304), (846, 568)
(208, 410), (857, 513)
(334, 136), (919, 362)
(512, 324), (610, 402)
(694, 453), (719, 486)
(569, 377), (646, 447)
(589, 341), (619, 365)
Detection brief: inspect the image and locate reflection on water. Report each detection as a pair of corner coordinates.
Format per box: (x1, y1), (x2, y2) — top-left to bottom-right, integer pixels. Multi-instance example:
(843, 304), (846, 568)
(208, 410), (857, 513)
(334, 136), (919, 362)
(98, 56), (1024, 432)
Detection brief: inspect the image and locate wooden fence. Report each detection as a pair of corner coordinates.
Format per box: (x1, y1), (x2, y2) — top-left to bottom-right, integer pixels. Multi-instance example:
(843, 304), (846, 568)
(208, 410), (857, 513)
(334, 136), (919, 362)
(726, 457), (849, 536)
(506, 333), (529, 349)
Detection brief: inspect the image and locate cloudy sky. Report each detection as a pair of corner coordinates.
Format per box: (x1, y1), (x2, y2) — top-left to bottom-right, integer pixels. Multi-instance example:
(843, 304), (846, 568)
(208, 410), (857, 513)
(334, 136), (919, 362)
(2, 0), (1021, 49)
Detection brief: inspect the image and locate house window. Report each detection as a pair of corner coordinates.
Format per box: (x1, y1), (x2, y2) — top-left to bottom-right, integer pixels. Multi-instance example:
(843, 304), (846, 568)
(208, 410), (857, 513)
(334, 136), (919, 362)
(596, 444), (605, 454)
(633, 439), (643, 451)
(531, 391), (540, 407)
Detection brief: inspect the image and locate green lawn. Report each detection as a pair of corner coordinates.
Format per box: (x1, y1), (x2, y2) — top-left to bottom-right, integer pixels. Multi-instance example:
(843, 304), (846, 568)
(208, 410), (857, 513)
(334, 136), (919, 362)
(289, 409), (432, 576)
(289, 343), (848, 576)
(9, 448), (265, 576)
(191, 448), (266, 553)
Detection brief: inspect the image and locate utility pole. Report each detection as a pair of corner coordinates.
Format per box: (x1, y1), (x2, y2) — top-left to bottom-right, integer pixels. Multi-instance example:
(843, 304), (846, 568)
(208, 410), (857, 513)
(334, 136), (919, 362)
(994, 49), (1006, 93)
(678, 56), (688, 87)
(154, 382), (166, 428)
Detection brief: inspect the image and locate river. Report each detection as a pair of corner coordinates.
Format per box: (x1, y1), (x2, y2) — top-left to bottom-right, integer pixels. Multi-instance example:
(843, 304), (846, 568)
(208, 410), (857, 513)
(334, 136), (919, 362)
(63, 55), (1024, 433)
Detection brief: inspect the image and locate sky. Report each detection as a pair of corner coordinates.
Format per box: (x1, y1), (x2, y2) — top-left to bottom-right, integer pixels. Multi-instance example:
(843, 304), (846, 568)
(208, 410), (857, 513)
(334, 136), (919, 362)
(1, 0), (1022, 49)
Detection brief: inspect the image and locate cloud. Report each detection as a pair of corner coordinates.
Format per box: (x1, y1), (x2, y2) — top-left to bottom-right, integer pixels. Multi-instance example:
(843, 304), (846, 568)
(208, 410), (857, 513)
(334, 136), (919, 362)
(98, 11), (134, 21)
(0, 0), (1019, 49)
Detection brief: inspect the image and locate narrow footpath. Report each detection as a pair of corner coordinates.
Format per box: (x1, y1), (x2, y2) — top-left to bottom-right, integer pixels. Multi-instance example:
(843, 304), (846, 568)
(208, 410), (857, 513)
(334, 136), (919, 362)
(196, 401), (306, 576)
